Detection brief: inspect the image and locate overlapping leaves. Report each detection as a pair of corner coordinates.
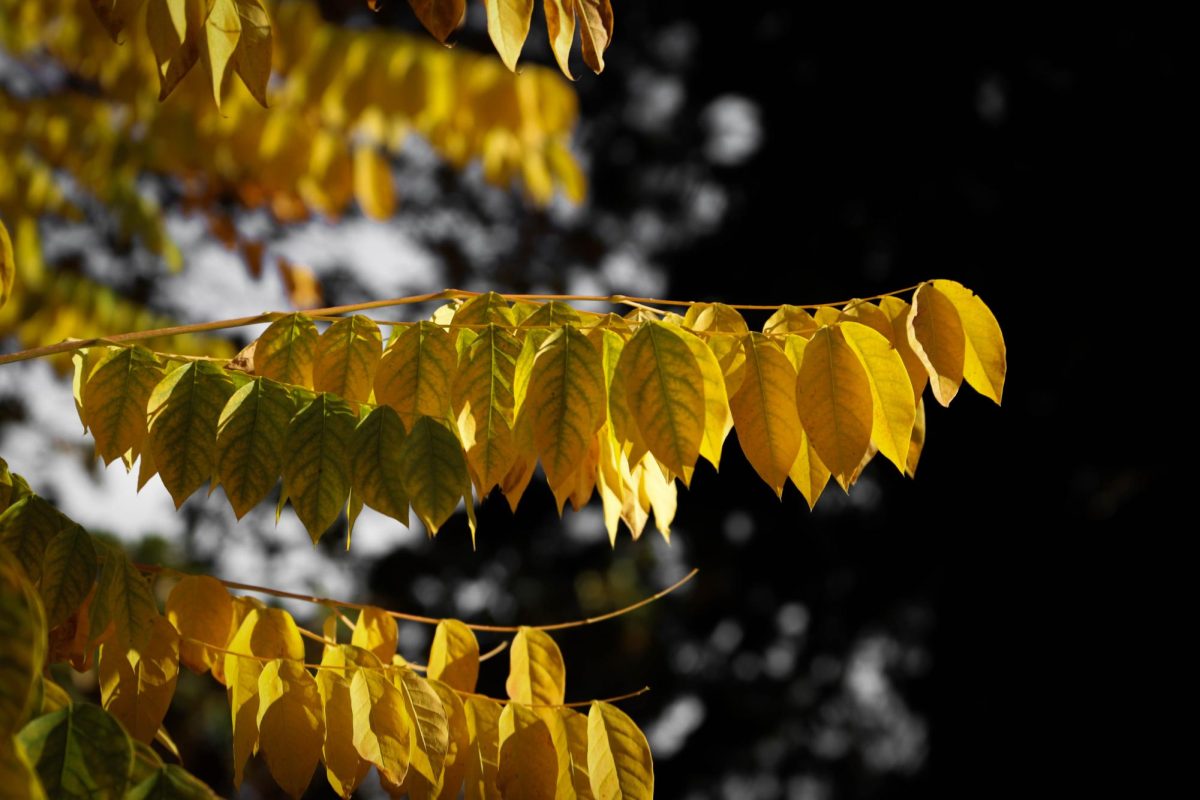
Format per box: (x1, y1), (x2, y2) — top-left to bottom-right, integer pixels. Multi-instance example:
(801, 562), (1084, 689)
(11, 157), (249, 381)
(70, 282), (1005, 544)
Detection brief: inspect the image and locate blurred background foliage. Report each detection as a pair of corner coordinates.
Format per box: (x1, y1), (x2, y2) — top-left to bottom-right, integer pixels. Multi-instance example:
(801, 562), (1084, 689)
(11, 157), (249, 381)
(0, 2), (1173, 798)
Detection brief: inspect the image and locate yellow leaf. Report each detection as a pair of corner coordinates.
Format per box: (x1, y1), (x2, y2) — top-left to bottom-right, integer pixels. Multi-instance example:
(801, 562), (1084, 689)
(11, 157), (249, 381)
(393, 666), (450, 787)
(376, 321), (456, 428)
(353, 146), (397, 221)
(452, 324), (521, 496)
(223, 607), (304, 787)
(314, 315), (382, 404)
(256, 659), (324, 799)
(730, 333), (803, 496)
(574, 0), (613, 74)
(0, 218), (14, 311)
(408, 0), (466, 43)
(350, 405), (410, 526)
(544, 0), (576, 79)
(877, 296), (928, 402)
(165, 574), (233, 674)
(561, 708), (595, 799)
(683, 302), (749, 396)
(350, 668), (411, 785)
(398, 416), (475, 538)
(146, 362), (235, 508)
(839, 321), (917, 474)
(595, 427), (628, 544)
(763, 304), (820, 338)
(451, 292), (516, 328)
(350, 606), (398, 662)
(255, 312), (318, 389)
(428, 619), (480, 693)
(907, 396), (926, 478)
(146, 0), (202, 101)
(525, 325), (606, 507)
(82, 347), (164, 466)
(617, 321), (705, 481)
(587, 701), (653, 800)
(600, 330), (647, 466)
(506, 627), (566, 707)
(200, 0), (242, 107)
(231, 0), (272, 107)
(316, 668), (371, 798)
(216, 377), (294, 519)
(429, 679), (470, 800)
(281, 393), (357, 543)
(838, 299), (894, 340)
(795, 327), (873, 490)
(931, 280), (1006, 404)
(497, 703), (558, 800)
(679, 330), (732, 471)
(485, 0), (535, 72)
(634, 455), (675, 541)
(98, 615), (179, 744)
(463, 696), (502, 800)
(908, 282), (965, 407)
(211, 595), (262, 687)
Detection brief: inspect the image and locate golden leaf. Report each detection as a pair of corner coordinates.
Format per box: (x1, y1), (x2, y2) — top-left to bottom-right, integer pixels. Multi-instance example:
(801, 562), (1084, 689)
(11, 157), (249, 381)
(257, 659), (324, 798)
(908, 282), (966, 407)
(428, 619), (480, 693)
(165, 574), (233, 674)
(506, 627), (566, 707)
(795, 326), (873, 490)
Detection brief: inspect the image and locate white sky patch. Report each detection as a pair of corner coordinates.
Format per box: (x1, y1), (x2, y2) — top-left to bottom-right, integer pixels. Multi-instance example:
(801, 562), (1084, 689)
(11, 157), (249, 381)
(645, 694), (705, 759)
(702, 94), (764, 166)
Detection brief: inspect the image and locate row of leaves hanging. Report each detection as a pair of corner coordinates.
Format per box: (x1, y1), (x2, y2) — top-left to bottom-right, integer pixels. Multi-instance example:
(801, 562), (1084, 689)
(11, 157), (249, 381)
(1, 463), (656, 798)
(65, 281), (1006, 545)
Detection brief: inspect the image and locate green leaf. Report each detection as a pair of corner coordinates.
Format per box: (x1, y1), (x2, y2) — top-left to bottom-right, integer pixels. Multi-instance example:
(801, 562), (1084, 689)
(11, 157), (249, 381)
(398, 416), (474, 538)
(452, 324), (521, 496)
(524, 325), (605, 504)
(1, 552), (46, 735)
(255, 312), (319, 388)
(350, 405), (410, 527)
(0, 218), (13, 312)
(216, 377), (294, 519)
(38, 525), (97, 630)
(0, 458), (32, 514)
(17, 703), (134, 800)
(314, 315), (382, 405)
(92, 539), (158, 652)
(126, 764), (216, 799)
(82, 347), (165, 466)
(146, 362), (236, 508)
(375, 321), (456, 428)
(0, 496), (73, 583)
(282, 393), (357, 543)
(0, 735), (45, 800)
(617, 321), (705, 481)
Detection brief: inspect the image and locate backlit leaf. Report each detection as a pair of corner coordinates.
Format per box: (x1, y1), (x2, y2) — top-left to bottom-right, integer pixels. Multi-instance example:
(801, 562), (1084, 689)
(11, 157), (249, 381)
(282, 393), (357, 543)
(316, 668), (370, 798)
(408, 0), (467, 42)
(165, 575), (233, 674)
(375, 321), (456, 428)
(93, 539), (158, 652)
(618, 321), (705, 481)
(216, 377), (294, 519)
(463, 696), (502, 800)
(39, 525), (96, 630)
(587, 701), (653, 800)
(506, 627), (566, 707)
(146, 0), (201, 101)
(0, 219), (12, 311)
(908, 282), (965, 407)
(730, 333), (802, 497)
(353, 147), (396, 221)
(231, 0), (272, 108)
(683, 302), (749, 396)
(146, 362), (236, 508)
(126, 764), (216, 799)
(83, 347), (165, 467)
(1, 552), (45, 735)
(200, 0), (242, 107)
(255, 312), (319, 388)
(839, 321), (917, 474)
(877, 296), (928, 401)
(349, 668), (411, 785)
(795, 326), (873, 490)
(452, 324), (521, 495)
(680, 330), (732, 471)
(574, 0), (613, 74)
(350, 606), (398, 662)
(525, 325), (605, 506)
(497, 702), (558, 800)
(485, 0), (535, 72)
(398, 416), (475, 537)
(428, 619), (480, 693)
(17, 704), (133, 800)
(0, 496), (75, 583)
(314, 315), (382, 404)
(350, 405), (410, 526)
(99, 615), (180, 743)
(931, 280), (1006, 404)
(394, 666), (450, 787)
(544, 0), (576, 78)
(257, 659), (324, 799)
(426, 679), (469, 800)
(561, 709), (595, 800)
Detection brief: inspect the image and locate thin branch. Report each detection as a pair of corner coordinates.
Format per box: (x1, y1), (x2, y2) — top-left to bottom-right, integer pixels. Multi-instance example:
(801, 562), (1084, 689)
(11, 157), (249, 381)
(137, 563), (697, 632)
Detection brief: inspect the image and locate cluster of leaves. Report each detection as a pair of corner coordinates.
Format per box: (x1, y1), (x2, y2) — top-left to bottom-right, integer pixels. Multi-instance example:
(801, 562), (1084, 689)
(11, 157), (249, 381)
(66, 282), (1005, 546)
(0, 461), (653, 798)
(0, 1), (584, 306)
(1, 462), (215, 797)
